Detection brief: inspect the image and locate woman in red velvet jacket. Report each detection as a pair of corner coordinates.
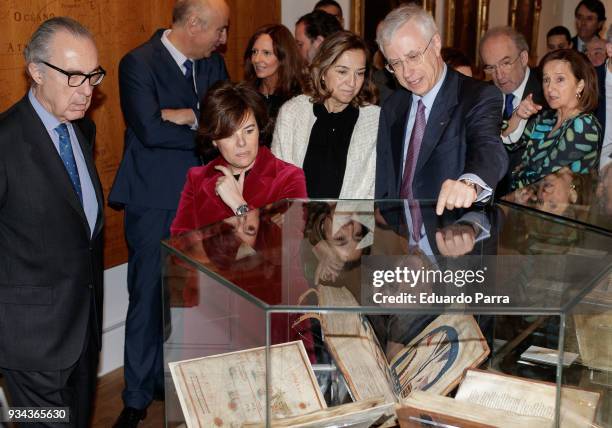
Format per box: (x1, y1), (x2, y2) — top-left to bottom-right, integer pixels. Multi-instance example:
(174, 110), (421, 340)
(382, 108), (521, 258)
(170, 81), (307, 235)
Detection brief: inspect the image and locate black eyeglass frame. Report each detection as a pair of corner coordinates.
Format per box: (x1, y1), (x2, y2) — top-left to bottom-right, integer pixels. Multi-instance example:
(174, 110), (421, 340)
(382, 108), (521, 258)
(42, 61), (106, 87)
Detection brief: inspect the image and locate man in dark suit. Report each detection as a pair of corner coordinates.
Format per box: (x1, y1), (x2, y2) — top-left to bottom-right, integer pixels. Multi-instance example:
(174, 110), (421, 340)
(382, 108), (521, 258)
(479, 26), (547, 196)
(375, 5), (508, 217)
(0, 17), (105, 427)
(572, 0), (606, 53)
(108, 0), (229, 425)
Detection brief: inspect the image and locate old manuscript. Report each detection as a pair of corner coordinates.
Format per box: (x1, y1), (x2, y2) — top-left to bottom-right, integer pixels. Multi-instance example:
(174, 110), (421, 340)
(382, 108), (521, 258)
(397, 390), (549, 428)
(455, 369), (600, 428)
(316, 286), (490, 402)
(169, 341), (325, 427)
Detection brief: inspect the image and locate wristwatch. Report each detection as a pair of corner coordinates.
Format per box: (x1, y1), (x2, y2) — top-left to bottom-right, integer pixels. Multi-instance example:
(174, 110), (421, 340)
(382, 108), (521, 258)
(235, 204), (250, 216)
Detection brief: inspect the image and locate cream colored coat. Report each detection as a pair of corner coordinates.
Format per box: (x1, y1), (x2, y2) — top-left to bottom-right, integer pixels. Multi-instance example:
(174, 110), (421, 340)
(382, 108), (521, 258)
(271, 94), (379, 199)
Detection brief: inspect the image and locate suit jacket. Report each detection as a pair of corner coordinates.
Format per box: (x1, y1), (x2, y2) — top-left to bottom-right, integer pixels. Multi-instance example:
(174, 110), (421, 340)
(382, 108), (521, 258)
(375, 68), (508, 200)
(271, 95), (379, 199)
(0, 95), (104, 371)
(170, 146), (307, 234)
(109, 29), (228, 210)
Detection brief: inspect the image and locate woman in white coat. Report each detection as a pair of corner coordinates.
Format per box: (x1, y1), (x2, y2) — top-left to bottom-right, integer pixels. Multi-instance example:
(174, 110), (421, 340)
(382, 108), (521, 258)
(272, 31), (379, 199)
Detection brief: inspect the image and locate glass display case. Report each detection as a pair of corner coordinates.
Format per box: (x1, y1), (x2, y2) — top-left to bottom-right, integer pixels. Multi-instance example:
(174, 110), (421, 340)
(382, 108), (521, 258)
(162, 199), (612, 427)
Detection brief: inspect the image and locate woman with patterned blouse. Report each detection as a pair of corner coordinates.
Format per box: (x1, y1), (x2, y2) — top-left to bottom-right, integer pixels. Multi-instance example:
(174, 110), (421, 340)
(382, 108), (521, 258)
(503, 48), (601, 189)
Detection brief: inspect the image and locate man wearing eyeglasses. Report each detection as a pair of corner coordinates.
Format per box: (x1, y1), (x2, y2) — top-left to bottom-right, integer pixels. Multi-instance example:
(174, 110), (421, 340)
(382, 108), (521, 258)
(0, 17), (105, 427)
(479, 26), (547, 195)
(108, 0), (229, 426)
(375, 5), (508, 219)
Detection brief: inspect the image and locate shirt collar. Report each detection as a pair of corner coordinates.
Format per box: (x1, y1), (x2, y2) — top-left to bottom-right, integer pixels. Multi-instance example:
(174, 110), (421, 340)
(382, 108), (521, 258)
(512, 67), (530, 99)
(161, 29), (191, 70)
(28, 87), (62, 133)
(411, 64), (448, 111)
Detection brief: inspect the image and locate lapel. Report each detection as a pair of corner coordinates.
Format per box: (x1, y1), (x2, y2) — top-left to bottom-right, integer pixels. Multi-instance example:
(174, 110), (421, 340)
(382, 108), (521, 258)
(151, 30), (199, 108)
(413, 70), (458, 179)
(19, 97), (91, 236)
(390, 91), (412, 192)
(72, 121), (104, 238)
(200, 148), (276, 213)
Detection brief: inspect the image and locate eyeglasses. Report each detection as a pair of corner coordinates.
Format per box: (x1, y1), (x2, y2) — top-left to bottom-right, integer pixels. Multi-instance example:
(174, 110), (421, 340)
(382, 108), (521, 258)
(42, 61), (106, 87)
(385, 36), (434, 74)
(482, 54), (522, 75)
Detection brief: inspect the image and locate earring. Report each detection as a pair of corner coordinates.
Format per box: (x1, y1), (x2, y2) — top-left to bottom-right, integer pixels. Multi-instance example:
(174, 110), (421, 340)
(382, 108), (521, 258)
(576, 91), (582, 99)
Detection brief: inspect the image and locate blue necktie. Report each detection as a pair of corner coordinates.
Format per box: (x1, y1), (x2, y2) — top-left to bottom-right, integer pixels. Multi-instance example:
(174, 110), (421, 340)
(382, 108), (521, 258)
(183, 59), (196, 94)
(503, 93), (515, 120)
(55, 123), (83, 204)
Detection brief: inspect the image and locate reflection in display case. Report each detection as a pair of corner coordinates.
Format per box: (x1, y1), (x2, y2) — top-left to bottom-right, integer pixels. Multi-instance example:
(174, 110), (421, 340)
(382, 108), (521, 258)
(162, 199), (612, 427)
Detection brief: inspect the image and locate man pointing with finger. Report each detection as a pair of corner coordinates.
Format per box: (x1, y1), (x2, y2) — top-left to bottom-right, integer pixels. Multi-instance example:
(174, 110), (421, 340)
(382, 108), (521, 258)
(375, 5), (508, 215)
(480, 26), (548, 194)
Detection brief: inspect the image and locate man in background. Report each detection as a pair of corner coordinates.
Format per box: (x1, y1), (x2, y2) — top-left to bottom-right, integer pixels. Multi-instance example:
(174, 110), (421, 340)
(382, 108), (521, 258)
(0, 17), (105, 427)
(294, 9), (342, 64)
(586, 36), (607, 66)
(108, 0), (229, 426)
(572, 0), (606, 53)
(479, 26), (547, 195)
(314, 0), (344, 27)
(546, 25), (573, 51)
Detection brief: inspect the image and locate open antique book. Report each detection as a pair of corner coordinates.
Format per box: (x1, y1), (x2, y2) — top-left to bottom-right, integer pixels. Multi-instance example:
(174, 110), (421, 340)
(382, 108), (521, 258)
(398, 369), (601, 428)
(243, 397), (394, 427)
(316, 286), (490, 401)
(455, 369), (600, 428)
(397, 390), (550, 427)
(169, 341), (326, 427)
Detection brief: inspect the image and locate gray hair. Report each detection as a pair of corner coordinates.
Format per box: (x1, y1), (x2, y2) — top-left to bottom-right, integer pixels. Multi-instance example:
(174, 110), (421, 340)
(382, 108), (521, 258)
(479, 26), (529, 58)
(24, 16), (93, 64)
(376, 4), (438, 56)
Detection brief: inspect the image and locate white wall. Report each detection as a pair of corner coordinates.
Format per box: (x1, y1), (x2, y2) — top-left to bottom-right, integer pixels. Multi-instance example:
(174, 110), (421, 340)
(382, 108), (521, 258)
(281, 0), (351, 31)
(98, 263), (129, 376)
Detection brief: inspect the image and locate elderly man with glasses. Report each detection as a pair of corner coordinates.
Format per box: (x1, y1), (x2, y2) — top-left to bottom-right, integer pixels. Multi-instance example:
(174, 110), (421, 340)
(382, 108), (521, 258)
(375, 5), (508, 218)
(479, 26), (548, 194)
(0, 16), (105, 427)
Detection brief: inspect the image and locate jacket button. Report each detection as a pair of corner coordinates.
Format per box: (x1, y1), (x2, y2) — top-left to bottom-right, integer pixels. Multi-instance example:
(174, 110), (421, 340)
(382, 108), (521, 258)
(88, 284), (93, 289)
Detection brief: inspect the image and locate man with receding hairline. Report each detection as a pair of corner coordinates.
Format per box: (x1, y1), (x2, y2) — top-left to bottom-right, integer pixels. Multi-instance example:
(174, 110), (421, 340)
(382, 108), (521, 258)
(109, 0), (229, 425)
(0, 16), (105, 427)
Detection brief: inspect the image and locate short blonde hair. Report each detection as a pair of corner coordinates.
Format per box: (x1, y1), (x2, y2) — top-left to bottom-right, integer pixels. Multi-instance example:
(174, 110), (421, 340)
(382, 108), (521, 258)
(308, 31), (377, 107)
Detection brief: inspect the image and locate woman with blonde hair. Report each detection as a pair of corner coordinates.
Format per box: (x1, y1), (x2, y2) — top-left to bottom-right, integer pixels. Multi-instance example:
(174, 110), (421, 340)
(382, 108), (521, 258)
(272, 31), (379, 199)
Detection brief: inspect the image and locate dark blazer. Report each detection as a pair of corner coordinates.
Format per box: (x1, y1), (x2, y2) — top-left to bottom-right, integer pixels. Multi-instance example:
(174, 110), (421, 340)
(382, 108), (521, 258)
(109, 29), (228, 210)
(375, 68), (508, 200)
(170, 146), (307, 234)
(0, 95), (104, 371)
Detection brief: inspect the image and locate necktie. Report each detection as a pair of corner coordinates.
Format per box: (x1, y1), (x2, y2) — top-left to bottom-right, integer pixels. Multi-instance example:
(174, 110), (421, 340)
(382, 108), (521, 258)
(400, 100), (426, 199)
(407, 199), (423, 244)
(503, 93), (515, 120)
(55, 123), (83, 204)
(183, 59), (196, 94)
